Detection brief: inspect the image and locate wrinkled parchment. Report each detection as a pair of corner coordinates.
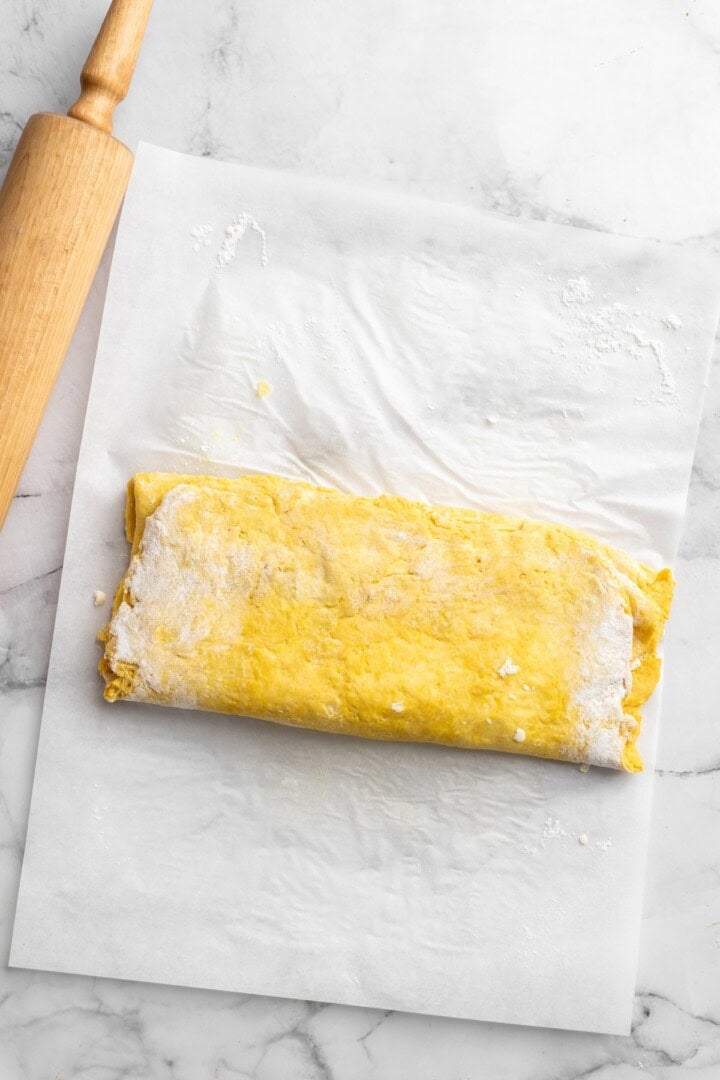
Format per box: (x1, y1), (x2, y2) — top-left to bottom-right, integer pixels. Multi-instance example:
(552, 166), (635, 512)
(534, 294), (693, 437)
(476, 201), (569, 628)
(10, 144), (720, 1034)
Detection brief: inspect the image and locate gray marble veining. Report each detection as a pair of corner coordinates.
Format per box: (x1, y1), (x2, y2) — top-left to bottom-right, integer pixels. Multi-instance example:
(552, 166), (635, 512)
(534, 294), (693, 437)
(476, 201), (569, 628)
(1, 0), (719, 1075)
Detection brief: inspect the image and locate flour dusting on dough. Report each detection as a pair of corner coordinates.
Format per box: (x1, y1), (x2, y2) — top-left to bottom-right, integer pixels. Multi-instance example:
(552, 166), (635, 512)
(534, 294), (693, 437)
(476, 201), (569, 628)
(569, 588), (634, 767)
(111, 486), (256, 705)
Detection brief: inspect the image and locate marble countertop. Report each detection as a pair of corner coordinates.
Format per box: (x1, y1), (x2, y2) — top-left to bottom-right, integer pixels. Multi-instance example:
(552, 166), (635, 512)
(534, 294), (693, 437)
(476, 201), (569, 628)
(1, 1), (719, 1076)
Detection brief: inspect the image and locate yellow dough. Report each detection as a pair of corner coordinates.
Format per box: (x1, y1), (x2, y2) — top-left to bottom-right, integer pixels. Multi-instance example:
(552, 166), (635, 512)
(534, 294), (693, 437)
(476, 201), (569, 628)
(99, 473), (673, 772)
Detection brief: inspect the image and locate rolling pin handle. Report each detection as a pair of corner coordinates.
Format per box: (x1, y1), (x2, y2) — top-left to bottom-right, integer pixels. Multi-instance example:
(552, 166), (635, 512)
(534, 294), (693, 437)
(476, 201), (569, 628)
(68, 0), (154, 134)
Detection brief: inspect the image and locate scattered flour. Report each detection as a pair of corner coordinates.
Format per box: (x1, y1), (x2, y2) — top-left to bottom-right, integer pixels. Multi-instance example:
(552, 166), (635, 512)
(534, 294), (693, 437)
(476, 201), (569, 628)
(93, 590), (106, 607)
(190, 224), (214, 252)
(543, 817), (569, 840)
(561, 277), (593, 305)
(662, 313), (683, 331)
(497, 657), (520, 677)
(625, 329), (675, 396)
(217, 213), (268, 268)
(512, 728), (526, 743)
(538, 816), (612, 854)
(554, 277), (681, 402)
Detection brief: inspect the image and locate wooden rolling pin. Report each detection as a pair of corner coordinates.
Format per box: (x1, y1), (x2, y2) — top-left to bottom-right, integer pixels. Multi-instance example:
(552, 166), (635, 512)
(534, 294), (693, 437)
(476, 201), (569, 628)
(0, 0), (154, 529)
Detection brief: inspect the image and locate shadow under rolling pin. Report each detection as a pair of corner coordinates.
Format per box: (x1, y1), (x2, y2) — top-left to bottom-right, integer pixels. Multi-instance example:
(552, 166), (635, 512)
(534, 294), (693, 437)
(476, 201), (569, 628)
(0, 0), (154, 530)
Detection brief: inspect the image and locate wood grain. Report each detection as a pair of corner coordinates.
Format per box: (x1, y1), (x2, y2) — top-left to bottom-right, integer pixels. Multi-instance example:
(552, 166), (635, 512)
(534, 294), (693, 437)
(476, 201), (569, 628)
(0, 0), (154, 528)
(0, 114), (133, 526)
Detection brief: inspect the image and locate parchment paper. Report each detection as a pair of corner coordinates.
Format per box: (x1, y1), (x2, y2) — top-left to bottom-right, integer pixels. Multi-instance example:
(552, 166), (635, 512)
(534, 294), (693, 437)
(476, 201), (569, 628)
(10, 144), (720, 1034)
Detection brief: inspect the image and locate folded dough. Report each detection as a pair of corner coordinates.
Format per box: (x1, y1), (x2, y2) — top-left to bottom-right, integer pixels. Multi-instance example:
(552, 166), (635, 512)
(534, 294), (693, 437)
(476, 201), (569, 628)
(99, 473), (673, 772)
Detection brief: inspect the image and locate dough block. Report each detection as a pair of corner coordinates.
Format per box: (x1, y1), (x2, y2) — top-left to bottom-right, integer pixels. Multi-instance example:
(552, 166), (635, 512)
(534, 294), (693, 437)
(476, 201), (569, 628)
(100, 473), (673, 771)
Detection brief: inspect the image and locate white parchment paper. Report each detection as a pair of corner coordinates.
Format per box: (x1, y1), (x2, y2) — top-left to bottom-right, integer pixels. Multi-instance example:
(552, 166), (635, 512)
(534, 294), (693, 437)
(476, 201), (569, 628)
(10, 144), (720, 1034)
